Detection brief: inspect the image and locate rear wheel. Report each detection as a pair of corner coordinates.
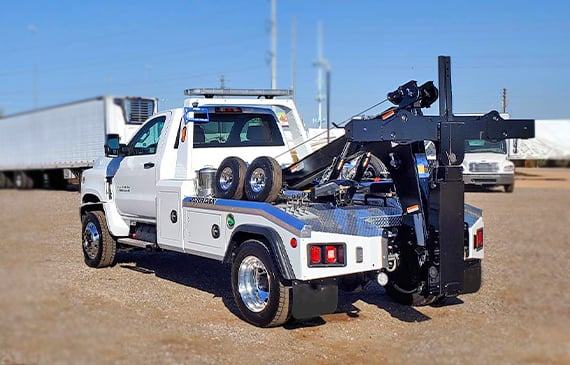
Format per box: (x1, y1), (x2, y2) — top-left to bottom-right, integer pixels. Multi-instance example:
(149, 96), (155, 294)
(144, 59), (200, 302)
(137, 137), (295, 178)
(82, 211), (117, 268)
(244, 156), (282, 203)
(215, 156), (247, 200)
(231, 240), (292, 327)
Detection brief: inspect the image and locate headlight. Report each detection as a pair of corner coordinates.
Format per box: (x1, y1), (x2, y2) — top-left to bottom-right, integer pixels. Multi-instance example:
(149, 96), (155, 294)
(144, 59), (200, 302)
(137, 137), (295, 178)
(503, 163), (515, 172)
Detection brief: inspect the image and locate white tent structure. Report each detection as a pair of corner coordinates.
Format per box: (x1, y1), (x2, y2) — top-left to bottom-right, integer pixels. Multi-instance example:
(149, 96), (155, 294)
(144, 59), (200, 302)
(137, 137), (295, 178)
(509, 119), (570, 160)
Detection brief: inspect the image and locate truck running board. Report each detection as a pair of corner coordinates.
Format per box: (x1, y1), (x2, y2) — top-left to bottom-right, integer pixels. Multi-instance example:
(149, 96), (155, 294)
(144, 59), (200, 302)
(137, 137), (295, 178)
(117, 237), (157, 250)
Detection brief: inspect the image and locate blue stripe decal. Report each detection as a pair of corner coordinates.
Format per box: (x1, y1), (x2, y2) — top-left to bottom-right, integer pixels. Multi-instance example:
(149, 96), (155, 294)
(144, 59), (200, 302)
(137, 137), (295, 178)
(183, 197), (306, 231)
(215, 199), (306, 230)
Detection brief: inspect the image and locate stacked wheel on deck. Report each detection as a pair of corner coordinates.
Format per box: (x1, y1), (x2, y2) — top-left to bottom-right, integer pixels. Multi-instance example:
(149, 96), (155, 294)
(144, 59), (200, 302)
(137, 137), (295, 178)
(214, 156), (283, 203)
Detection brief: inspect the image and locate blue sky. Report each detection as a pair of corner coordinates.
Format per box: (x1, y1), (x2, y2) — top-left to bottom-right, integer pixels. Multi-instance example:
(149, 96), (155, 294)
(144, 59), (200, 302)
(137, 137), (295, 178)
(1, 0), (568, 126)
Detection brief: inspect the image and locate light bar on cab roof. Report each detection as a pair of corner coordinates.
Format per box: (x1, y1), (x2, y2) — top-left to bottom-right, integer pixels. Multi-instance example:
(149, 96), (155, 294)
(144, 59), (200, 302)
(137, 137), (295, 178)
(184, 88), (293, 98)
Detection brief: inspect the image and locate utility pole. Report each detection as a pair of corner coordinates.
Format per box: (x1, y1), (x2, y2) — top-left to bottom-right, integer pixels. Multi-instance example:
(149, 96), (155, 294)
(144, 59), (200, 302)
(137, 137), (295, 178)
(269, 0), (277, 89)
(326, 65), (331, 143)
(502, 88), (507, 114)
(291, 17), (297, 101)
(314, 21), (328, 128)
(220, 74), (226, 89)
(28, 25), (38, 108)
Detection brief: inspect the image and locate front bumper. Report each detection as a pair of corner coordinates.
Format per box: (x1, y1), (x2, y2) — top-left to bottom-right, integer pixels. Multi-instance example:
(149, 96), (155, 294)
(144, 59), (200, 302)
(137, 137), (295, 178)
(463, 173), (514, 186)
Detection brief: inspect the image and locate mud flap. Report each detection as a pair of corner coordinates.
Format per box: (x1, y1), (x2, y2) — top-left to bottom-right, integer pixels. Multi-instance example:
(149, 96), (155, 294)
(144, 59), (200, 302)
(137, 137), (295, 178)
(291, 279), (338, 319)
(462, 259), (482, 294)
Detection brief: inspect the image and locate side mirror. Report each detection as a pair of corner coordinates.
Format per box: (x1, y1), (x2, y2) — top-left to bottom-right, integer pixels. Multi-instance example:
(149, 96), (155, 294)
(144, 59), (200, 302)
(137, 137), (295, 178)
(105, 134), (121, 157)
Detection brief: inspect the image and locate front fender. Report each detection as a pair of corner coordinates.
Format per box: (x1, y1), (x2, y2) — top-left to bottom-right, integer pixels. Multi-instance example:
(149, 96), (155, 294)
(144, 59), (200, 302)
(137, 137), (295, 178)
(80, 157), (130, 237)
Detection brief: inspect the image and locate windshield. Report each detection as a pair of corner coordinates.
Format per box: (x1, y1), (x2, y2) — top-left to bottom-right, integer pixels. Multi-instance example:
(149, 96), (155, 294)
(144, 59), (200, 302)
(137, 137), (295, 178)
(465, 139), (506, 154)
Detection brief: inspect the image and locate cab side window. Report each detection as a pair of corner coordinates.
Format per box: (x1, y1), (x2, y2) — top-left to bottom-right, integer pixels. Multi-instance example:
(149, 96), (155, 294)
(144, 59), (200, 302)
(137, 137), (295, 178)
(129, 116), (166, 155)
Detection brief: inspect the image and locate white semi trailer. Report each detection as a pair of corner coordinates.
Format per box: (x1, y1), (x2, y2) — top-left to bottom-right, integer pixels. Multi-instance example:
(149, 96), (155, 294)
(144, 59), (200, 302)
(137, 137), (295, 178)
(0, 96), (157, 189)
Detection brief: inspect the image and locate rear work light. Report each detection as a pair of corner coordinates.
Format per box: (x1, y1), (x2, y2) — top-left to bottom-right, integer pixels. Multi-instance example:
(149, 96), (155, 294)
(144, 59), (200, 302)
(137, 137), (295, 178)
(308, 243), (346, 267)
(474, 228), (484, 251)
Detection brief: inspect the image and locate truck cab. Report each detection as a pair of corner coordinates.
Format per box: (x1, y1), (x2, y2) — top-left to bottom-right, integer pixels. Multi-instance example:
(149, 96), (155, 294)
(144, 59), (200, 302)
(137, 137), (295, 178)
(462, 139), (515, 192)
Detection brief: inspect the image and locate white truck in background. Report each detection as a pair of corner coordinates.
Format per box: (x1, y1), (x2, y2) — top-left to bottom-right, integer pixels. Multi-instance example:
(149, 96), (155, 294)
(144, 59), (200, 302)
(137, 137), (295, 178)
(460, 114), (515, 192)
(462, 139), (515, 192)
(0, 96), (157, 189)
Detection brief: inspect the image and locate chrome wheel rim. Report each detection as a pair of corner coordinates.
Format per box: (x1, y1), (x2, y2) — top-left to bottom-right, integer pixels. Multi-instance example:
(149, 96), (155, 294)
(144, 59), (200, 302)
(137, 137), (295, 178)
(83, 222), (100, 259)
(237, 255), (270, 312)
(219, 166), (234, 191)
(249, 167), (266, 193)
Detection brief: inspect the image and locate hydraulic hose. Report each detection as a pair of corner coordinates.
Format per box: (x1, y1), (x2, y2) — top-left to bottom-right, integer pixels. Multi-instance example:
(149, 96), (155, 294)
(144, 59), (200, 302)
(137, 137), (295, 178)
(392, 282), (419, 294)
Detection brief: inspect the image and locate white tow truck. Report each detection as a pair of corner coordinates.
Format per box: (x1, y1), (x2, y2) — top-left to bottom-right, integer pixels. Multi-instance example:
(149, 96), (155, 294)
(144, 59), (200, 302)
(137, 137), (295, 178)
(80, 57), (534, 327)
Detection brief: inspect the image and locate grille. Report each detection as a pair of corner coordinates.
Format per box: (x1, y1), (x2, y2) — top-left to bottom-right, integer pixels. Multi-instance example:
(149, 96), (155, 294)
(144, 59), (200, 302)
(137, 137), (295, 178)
(469, 162), (499, 172)
(125, 98), (155, 124)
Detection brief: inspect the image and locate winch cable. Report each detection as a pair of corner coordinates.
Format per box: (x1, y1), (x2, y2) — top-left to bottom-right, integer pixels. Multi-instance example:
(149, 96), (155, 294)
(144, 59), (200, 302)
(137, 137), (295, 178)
(275, 98), (389, 160)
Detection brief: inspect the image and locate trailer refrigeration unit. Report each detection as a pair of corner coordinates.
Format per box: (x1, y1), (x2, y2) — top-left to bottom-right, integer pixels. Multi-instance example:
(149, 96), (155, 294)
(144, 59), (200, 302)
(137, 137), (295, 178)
(80, 57), (534, 327)
(0, 96), (157, 189)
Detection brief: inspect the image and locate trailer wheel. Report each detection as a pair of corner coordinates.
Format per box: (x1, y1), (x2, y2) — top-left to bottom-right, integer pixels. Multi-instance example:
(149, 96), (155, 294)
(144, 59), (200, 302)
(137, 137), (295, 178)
(14, 171), (34, 189)
(0, 172), (7, 189)
(215, 156), (247, 200)
(231, 240), (292, 327)
(82, 211), (117, 268)
(504, 183), (514, 193)
(244, 156), (282, 203)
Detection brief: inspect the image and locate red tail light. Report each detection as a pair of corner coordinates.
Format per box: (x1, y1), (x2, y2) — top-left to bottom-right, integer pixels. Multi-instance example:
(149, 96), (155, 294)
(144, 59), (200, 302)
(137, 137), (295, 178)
(308, 244), (346, 267)
(474, 228), (484, 251)
(325, 246), (337, 263)
(310, 246), (321, 264)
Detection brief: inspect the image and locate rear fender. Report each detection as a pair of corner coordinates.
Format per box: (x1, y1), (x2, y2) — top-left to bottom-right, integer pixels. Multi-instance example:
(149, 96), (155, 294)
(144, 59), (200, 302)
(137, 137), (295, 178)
(226, 224), (295, 280)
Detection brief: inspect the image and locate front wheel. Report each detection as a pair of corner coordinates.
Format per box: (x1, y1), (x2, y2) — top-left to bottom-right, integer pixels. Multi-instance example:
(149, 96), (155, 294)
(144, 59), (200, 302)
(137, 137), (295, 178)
(504, 183), (514, 193)
(82, 211), (117, 268)
(231, 240), (292, 327)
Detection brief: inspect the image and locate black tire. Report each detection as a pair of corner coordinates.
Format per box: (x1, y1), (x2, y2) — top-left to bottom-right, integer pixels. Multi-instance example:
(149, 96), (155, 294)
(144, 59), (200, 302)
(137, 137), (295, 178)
(345, 154), (388, 181)
(215, 156), (247, 199)
(244, 156), (282, 203)
(3, 172), (14, 189)
(0, 172), (7, 189)
(364, 155), (388, 180)
(81, 211), (117, 268)
(231, 240), (292, 327)
(504, 183), (514, 193)
(14, 171), (34, 189)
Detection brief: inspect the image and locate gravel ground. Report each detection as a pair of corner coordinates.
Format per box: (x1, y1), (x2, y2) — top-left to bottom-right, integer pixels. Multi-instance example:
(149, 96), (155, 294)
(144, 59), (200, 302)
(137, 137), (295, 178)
(0, 168), (569, 365)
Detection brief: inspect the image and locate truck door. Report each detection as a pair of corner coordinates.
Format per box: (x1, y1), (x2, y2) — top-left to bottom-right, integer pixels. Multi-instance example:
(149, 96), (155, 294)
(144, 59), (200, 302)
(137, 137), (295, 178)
(113, 113), (168, 220)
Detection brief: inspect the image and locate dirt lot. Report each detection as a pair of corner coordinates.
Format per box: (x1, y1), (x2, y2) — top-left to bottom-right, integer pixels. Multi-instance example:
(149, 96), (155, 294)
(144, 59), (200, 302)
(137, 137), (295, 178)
(0, 168), (569, 365)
